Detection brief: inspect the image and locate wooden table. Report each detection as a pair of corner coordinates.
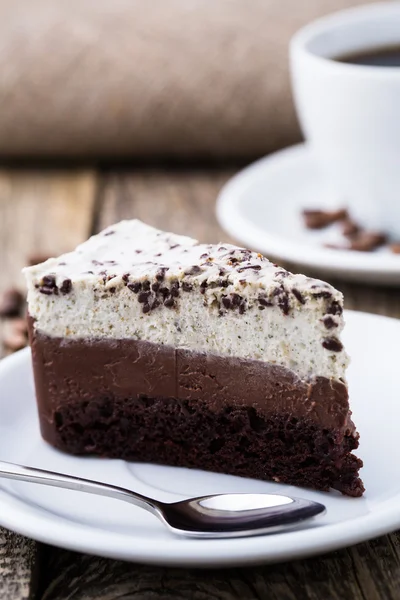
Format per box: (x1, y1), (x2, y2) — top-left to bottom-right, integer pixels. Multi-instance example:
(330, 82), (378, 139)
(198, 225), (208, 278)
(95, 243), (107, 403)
(1, 165), (399, 600)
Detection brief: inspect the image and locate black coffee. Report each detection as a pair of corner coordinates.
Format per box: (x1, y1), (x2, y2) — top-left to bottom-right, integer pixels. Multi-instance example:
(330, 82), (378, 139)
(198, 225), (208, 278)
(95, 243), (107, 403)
(335, 45), (400, 66)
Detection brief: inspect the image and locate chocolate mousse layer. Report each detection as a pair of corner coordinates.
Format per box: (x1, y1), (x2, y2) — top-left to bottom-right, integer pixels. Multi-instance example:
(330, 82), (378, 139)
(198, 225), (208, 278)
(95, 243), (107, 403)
(29, 318), (364, 497)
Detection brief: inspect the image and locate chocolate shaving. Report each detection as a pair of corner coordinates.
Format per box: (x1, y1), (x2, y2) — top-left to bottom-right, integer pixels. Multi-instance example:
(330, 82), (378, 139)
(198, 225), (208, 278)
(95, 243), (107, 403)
(312, 291), (332, 300)
(348, 231), (387, 252)
(292, 289), (305, 305)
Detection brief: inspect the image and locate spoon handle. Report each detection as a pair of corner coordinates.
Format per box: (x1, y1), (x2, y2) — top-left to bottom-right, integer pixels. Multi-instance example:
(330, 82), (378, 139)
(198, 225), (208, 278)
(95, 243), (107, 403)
(0, 460), (159, 516)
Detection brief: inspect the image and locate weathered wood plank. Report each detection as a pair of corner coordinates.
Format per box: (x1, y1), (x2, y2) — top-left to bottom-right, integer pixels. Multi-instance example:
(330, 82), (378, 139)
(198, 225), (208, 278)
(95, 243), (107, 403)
(37, 169), (400, 600)
(0, 169), (96, 600)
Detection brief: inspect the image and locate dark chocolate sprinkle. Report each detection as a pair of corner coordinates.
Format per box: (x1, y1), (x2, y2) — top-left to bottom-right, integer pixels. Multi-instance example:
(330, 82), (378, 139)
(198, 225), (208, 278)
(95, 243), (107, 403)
(104, 230), (115, 236)
(155, 253), (162, 257)
(278, 295), (290, 315)
(322, 316), (337, 329)
(292, 289), (306, 305)
(60, 279), (72, 294)
(222, 297), (231, 309)
(237, 265), (262, 273)
(138, 291), (151, 303)
(258, 297), (273, 307)
(58, 262), (67, 266)
(218, 247), (227, 251)
(91, 260), (103, 266)
(127, 282), (141, 293)
(182, 282), (193, 292)
(170, 287), (179, 298)
(156, 267), (169, 282)
(327, 301), (343, 316)
(170, 244), (180, 250)
(276, 270), (289, 278)
(231, 293), (241, 307)
(258, 305), (265, 311)
(312, 291), (333, 299)
(42, 274), (57, 288)
(217, 278), (229, 288)
(159, 287), (169, 298)
(135, 249), (142, 254)
(200, 253), (209, 259)
(322, 337), (343, 352)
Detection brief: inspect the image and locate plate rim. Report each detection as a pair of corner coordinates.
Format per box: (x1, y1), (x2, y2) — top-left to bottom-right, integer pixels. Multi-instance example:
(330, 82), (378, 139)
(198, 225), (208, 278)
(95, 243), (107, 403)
(216, 143), (400, 282)
(1, 312), (400, 567)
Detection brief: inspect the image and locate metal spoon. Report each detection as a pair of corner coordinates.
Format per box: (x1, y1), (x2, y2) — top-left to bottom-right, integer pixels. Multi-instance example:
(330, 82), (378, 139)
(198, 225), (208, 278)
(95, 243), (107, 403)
(0, 460), (325, 538)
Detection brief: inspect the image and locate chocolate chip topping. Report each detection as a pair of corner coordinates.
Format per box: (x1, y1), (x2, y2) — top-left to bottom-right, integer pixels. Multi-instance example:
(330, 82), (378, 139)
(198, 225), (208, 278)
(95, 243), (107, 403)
(127, 282), (141, 293)
(156, 267), (169, 282)
(237, 265), (262, 273)
(322, 316), (338, 329)
(60, 279), (72, 294)
(327, 301), (343, 316)
(322, 337), (343, 352)
(312, 291), (332, 300)
(138, 291), (151, 303)
(258, 297), (273, 307)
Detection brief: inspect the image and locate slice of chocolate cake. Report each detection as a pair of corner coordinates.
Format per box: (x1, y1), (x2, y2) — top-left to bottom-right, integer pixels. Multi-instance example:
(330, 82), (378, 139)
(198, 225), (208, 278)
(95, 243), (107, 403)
(23, 220), (364, 496)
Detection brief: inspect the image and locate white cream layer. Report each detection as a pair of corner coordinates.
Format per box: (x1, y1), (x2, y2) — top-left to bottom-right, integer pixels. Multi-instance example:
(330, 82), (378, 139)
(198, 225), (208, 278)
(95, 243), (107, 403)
(23, 220), (349, 381)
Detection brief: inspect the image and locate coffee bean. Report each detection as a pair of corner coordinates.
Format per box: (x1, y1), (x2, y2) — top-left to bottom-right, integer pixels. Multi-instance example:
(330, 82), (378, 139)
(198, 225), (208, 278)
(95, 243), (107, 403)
(302, 208), (348, 229)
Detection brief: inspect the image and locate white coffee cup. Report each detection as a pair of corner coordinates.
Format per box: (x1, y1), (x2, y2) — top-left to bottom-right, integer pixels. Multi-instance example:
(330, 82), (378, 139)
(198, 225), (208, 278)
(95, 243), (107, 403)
(290, 2), (400, 238)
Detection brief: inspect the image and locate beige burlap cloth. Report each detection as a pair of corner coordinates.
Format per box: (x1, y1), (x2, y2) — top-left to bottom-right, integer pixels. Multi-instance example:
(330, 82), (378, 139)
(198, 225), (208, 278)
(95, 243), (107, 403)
(0, 0), (378, 159)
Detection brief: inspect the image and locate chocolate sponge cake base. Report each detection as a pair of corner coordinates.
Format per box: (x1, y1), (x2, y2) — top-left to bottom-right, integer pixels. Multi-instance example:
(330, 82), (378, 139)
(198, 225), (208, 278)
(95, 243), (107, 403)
(52, 396), (364, 497)
(28, 317), (364, 497)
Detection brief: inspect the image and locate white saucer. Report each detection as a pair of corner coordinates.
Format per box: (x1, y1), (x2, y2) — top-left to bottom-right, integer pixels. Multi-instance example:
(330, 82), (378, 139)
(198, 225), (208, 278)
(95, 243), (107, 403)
(1, 310), (399, 566)
(217, 144), (400, 285)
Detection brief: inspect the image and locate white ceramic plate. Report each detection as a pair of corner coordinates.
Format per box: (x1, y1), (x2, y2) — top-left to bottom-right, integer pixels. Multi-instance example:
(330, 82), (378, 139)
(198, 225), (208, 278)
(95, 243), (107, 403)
(217, 143), (400, 285)
(0, 310), (399, 566)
